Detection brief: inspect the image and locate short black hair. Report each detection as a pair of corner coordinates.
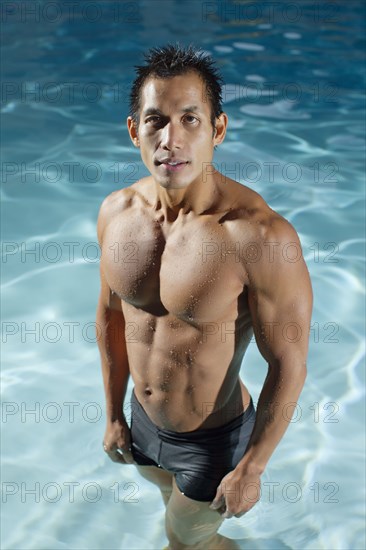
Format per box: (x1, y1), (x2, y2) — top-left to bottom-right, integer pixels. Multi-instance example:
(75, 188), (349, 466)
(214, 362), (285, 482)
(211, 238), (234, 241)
(129, 43), (224, 128)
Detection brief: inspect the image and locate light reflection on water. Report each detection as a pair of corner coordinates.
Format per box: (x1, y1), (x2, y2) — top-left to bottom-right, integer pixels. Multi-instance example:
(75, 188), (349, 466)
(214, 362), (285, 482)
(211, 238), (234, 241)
(2, 1), (365, 549)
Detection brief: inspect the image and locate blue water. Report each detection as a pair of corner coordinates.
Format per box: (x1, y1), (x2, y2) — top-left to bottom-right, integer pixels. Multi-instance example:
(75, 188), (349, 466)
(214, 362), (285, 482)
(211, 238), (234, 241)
(1, 1), (365, 549)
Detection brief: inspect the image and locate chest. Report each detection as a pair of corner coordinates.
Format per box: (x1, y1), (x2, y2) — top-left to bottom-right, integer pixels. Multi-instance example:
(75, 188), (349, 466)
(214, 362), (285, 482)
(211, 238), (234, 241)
(101, 213), (246, 323)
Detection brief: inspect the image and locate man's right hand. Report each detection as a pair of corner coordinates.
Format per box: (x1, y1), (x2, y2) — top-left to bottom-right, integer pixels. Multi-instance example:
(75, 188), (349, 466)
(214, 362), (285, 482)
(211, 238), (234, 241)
(103, 420), (135, 464)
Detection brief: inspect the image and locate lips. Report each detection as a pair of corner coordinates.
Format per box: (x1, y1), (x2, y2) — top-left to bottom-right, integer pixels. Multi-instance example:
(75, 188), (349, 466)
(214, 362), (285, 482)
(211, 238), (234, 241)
(159, 161), (188, 172)
(157, 158), (188, 166)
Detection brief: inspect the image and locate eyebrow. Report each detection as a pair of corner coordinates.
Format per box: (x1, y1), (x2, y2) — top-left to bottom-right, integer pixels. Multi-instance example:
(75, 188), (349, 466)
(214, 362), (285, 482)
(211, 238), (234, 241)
(142, 105), (202, 117)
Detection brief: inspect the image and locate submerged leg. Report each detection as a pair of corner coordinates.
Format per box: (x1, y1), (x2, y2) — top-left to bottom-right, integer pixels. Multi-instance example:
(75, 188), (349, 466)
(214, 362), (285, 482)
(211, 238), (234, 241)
(135, 464), (174, 506)
(165, 477), (240, 549)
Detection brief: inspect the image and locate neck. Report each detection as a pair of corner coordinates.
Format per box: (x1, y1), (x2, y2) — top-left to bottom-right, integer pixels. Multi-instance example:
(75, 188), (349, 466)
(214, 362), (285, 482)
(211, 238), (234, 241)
(153, 171), (221, 221)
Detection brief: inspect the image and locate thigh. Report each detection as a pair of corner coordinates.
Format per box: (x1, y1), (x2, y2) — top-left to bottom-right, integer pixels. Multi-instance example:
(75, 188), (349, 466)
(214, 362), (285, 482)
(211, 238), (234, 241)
(136, 464), (174, 494)
(165, 476), (224, 547)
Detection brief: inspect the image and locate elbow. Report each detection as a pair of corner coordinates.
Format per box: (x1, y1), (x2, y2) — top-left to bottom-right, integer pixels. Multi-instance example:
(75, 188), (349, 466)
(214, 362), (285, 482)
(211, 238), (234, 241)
(291, 359), (307, 389)
(269, 357), (307, 384)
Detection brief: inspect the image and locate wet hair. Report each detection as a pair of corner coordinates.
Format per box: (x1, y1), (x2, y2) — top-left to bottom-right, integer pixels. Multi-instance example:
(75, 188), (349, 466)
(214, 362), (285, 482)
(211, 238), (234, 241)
(129, 43), (224, 129)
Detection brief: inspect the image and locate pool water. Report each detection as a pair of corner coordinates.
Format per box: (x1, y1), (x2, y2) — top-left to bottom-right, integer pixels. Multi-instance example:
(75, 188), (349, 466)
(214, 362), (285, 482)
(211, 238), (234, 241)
(1, 1), (365, 549)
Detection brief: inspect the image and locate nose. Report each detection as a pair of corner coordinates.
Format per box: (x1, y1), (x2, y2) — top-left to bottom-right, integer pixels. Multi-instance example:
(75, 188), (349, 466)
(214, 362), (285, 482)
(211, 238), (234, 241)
(160, 121), (183, 150)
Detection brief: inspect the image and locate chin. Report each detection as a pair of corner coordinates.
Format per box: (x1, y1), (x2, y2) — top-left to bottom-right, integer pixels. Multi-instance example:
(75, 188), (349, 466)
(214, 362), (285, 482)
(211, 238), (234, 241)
(158, 178), (192, 190)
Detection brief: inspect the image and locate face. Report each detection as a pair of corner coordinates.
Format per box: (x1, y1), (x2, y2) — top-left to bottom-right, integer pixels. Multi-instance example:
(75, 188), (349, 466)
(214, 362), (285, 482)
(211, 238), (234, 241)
(127, 71), (227, 190)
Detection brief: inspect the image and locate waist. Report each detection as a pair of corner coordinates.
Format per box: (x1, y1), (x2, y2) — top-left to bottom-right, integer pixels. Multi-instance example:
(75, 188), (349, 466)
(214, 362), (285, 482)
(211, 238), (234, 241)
(131, 387), (255, 440)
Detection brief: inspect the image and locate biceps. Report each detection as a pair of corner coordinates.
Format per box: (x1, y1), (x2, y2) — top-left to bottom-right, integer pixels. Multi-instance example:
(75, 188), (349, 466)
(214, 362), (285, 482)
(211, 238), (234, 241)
(96, 292), (126, 355)
(248, 289), (311, 365)
(98, 263), (122, 312)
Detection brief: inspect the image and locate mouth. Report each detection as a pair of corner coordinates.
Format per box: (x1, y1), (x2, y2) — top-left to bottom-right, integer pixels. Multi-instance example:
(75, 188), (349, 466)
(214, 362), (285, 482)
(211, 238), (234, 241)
(155, 158), (190, 172)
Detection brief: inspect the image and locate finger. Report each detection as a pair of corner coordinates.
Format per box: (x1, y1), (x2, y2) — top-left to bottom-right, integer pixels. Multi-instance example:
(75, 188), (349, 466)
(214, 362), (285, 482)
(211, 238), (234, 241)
(222, 509), (233, 519)
(109, 450), (128, 463)
(234, 512), (246, 518)
(210, 500), (224, 510)
(217, 505), (227, 516)
(103, 444), (127, 462)
(209, 490), (224, 509)
(103, 442), (132, 460)
(117, 449), (136, 464)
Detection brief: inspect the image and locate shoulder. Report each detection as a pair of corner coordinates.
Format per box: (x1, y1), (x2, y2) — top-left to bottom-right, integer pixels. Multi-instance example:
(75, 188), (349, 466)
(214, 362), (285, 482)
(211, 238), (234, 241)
(97, 177), (154, 246)
(98, 186), (136, 213)
(222, 180), (306, 283)
(96, 186), (136, 246)
(223, 178), (298, 245)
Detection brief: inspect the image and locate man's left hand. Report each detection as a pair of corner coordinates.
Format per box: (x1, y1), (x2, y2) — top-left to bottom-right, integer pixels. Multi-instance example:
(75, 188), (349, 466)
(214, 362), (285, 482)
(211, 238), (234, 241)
(210, 467), (261, 518)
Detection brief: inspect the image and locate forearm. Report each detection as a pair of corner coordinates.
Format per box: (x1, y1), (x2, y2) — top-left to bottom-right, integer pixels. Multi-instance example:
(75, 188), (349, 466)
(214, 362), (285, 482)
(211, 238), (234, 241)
(96, 301), (130, 424)
(238, 359), (307, 474)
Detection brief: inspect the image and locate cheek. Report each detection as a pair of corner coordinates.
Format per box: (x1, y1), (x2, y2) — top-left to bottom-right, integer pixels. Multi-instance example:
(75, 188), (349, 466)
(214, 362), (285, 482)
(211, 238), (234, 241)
(138, 146), (152, 169)
(194, 135), (215, 156)
(140, 133), (159, 153)
(138, 136), (154, 156)
(196, 126), (215, 144)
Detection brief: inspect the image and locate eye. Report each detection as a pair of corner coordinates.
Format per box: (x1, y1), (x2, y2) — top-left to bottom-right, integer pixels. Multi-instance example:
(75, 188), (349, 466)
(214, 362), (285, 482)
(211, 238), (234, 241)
(146, 116), (160, 124)
(184, 114), (198, 124)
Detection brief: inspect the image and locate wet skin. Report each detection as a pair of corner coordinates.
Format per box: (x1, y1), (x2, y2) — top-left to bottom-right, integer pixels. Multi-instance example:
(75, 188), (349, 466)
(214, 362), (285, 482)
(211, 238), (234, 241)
(99, 174), (256, 430)
(97, 71), (313, 534)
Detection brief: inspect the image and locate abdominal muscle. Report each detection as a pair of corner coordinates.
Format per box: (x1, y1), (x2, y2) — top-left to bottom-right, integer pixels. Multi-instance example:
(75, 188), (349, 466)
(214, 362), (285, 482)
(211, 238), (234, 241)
(125, 307), (252, 432)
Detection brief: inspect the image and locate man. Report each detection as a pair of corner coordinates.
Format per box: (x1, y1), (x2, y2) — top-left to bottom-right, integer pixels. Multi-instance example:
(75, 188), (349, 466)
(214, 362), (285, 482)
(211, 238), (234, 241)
(96, 44), (313, 549)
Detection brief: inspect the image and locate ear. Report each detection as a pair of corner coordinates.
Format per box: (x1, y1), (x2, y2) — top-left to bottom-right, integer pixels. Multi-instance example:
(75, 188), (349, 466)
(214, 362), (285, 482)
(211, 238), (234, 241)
(127, 116), (140, 147)
(213, 112), (228, 146)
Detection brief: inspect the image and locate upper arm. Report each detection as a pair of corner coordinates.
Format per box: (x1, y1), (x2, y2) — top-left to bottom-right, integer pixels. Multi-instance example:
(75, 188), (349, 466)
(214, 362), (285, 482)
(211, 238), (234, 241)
(96, 192), (123, 313)
(97, 262), (123, 313)
(246, 216), (313, 367)
(96, 197), (128, 360)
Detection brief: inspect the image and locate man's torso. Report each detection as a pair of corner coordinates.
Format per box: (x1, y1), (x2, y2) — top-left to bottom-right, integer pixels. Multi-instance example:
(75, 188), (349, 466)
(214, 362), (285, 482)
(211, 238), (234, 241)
(100, 173), (273, 431)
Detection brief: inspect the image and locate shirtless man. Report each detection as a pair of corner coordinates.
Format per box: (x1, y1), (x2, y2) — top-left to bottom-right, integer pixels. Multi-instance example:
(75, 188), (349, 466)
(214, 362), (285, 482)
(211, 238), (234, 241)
(96, 45), (313, 550)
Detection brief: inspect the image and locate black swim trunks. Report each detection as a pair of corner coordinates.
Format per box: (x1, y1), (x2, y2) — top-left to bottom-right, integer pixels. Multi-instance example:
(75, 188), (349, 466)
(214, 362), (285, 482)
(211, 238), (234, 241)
(129, 388), (256, 502)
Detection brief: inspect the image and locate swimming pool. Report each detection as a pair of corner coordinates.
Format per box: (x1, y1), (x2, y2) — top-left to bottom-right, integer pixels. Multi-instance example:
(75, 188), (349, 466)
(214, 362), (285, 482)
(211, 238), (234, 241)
(2, 1), (365, 548)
